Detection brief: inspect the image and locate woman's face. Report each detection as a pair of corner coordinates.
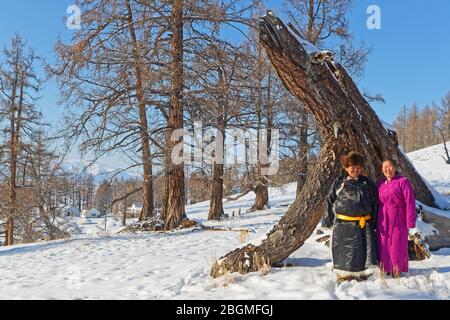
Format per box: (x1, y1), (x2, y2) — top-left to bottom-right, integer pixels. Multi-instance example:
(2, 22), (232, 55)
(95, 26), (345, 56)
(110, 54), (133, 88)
(345, 165), (362, 178)
(382, 161), (396, 180)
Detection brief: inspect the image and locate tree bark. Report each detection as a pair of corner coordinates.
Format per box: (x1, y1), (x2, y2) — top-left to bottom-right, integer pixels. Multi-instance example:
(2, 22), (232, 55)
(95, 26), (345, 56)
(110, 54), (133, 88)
(208, 124), (226, 220)
(164, 0), (186, 230)
(210, 12), (437, 277)
(125, 0), (155, 221)
(208, 163), (225, 220)
(296, 112), (309, 198)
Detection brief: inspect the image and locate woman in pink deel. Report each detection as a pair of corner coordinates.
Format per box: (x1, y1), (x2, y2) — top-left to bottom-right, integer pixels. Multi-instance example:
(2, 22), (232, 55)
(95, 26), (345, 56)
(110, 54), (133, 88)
(376, 160), (417, 276)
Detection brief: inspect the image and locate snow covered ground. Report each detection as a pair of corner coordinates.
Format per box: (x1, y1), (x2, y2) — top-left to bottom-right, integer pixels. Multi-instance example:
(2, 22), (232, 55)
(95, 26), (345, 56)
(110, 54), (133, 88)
(0, 144), (449, 300)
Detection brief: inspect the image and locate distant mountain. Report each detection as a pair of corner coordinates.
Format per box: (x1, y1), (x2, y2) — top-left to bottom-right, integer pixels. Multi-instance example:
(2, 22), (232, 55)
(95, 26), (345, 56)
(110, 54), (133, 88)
(63, 159), (142, 183)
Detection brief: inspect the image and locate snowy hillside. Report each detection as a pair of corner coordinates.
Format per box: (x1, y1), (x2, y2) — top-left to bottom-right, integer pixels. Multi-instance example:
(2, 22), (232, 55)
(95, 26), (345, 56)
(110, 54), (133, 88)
(407, 142), (450, 195)
(0, 144), (449, 300)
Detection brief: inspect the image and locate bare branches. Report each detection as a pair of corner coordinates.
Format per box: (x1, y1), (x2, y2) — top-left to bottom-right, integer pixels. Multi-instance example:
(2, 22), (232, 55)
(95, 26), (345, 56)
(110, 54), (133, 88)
(438, 128), (450, 164)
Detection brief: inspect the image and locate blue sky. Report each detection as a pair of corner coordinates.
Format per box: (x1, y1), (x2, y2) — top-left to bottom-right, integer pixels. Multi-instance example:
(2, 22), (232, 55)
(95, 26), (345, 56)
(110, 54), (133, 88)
(344, 0), (450, 121)
(0, 0), (449, 166)
(0, 0), (73, 124)
(266, 0), (450, 121)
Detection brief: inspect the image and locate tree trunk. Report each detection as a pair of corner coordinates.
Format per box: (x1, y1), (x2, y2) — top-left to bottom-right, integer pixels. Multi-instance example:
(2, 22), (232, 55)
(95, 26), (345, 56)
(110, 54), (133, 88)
(161, 137), (170, 222)
(251, 67), (272, 211)
(252, 183), (269, 211)
(252, 132), (272, 212)
(6, 142), (16, 246)
(5, 67), (24, 247)
(164, 0), (186, 230)
(210, 12), (437, 277)
(6, 131), (18, 246)
(208, 162), (225, 220)
(125, 0), (154, 221)
(296, 112), (309, 198)
(208, 122), (226, 220)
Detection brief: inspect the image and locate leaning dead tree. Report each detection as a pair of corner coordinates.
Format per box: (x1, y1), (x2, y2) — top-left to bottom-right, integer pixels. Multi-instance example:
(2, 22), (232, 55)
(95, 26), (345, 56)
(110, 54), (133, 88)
(210, 12), (440, 278)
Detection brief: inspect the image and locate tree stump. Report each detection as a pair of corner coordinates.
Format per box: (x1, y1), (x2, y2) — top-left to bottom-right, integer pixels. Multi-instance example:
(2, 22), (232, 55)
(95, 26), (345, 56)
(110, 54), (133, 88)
(210, 12), (441, 278)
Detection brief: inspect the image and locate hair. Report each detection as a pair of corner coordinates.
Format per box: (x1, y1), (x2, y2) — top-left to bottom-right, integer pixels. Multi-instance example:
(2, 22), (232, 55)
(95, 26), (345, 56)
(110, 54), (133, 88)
(341, 151), (365, 168)
(382, 159), (398, 168)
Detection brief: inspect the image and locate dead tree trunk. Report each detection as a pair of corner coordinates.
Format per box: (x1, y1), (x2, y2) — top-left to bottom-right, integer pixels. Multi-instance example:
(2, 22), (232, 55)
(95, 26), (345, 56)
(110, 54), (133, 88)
(210, 12), (438, 277)
(296, 112), (309, 198)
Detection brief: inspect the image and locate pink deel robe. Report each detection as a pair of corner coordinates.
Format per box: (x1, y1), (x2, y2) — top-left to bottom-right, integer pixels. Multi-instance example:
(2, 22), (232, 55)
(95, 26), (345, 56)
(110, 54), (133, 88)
(376, 174), (417, 273)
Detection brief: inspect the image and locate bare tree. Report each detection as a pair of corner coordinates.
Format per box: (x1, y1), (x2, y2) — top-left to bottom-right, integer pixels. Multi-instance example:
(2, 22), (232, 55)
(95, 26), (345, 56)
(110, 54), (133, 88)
(51, 0), (164, 222)
(95, 180), (113, 214)
(439, 92), (449, 141)
(156, 0), (262, 226)
(187, 43), (252, 220)
(393, 105), (408, 148)
(125, 0), (155, 220)
(0, 35), (42, 246)
(438, 128), (450, 165)
(162, 0), (186, 230)
(24, 130), (69, 241)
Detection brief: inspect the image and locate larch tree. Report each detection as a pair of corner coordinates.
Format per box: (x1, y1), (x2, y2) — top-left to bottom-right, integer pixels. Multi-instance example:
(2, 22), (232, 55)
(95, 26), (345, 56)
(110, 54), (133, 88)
(149, 0), (262, 228)
(393, 105), (408, 148)
(405, 103), (419, 152)
(25, 130), (69, 241)
(247, 42), (272, 211)
(439, 92), (449, 140)
(0, 35), (42, 246)
(163, 0), (186, 230)
(51, 0), (165, 221)
(187, 43), (251, 220)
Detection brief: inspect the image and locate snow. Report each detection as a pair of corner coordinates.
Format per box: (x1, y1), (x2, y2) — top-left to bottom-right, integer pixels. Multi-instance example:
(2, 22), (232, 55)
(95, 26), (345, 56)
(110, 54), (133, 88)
(296, 38), (320, 55)
(396, 142), (450, 210)
(415, 219), (438, 238)
(0, 145), (449, 300)
(407, 142), (450, 196)
(380, 119), (397, 133)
